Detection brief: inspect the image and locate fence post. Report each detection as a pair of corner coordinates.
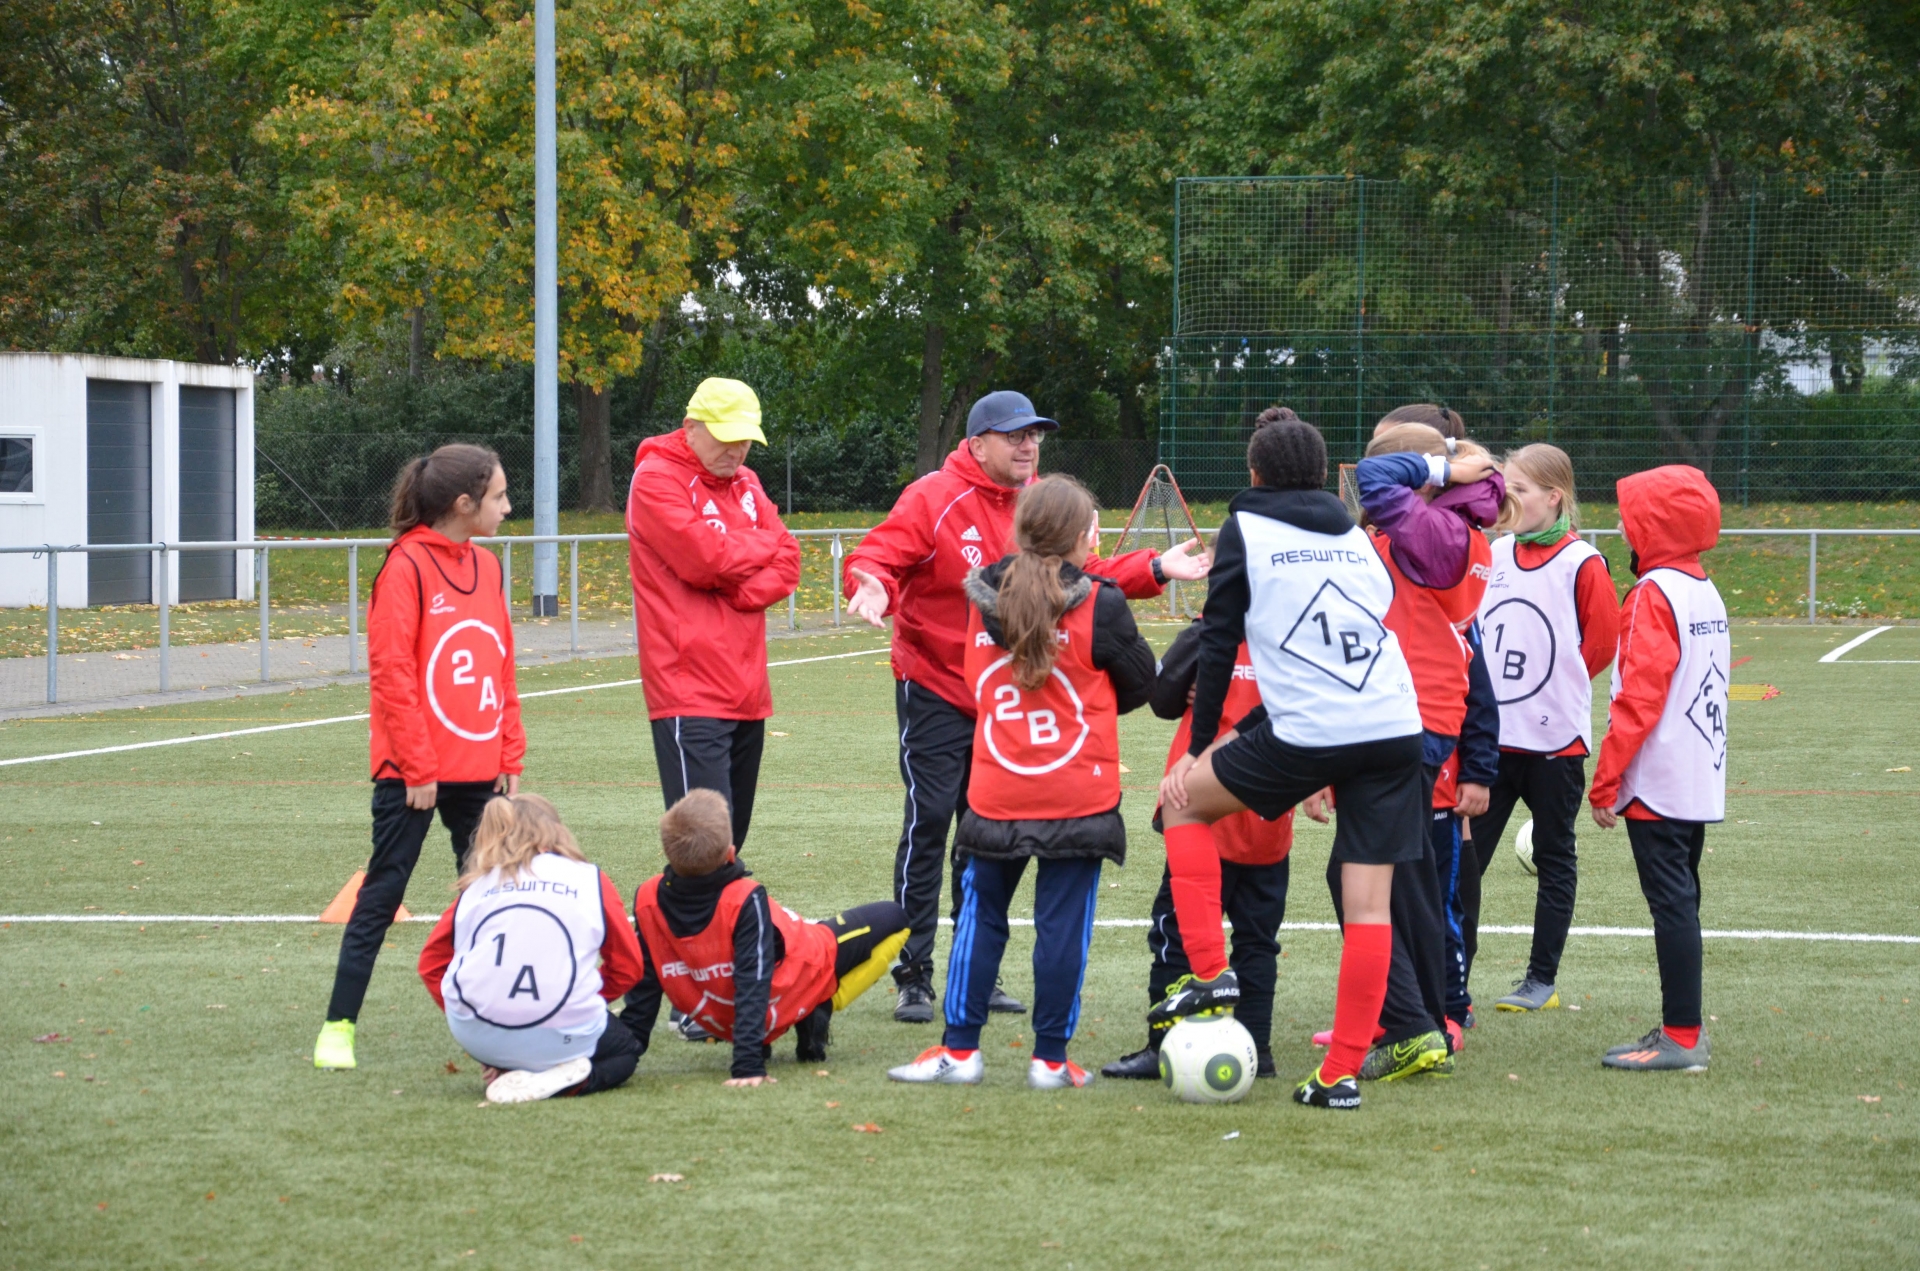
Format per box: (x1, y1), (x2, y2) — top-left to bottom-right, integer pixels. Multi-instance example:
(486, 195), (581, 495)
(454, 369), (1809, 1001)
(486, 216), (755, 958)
(787, 554), (797, 632)
(1807, 531), (1818, 624)
(1545, 174), (1559, 439)
(1740, 187), (1758, 508)
(157, 547), (170, 694)
(503, 541), (513, 614)
(45, 547), (57, 704)
(347, 545), (359, 675)
(1354, 174), (1367, 458)
(831, 534), (844, 627)
(258, 546), (271, 683)
(569, 538), (580, 654)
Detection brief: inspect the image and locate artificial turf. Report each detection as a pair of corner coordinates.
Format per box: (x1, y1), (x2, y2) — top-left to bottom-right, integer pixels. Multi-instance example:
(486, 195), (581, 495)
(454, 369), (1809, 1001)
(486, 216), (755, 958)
(1, 626), (1916, 1269)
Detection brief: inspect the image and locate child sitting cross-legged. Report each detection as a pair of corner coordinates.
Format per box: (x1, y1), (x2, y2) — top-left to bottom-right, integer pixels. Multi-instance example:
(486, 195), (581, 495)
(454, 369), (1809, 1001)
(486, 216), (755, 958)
(621, 790), (910, 1085)
(418, 793), (646, 1104)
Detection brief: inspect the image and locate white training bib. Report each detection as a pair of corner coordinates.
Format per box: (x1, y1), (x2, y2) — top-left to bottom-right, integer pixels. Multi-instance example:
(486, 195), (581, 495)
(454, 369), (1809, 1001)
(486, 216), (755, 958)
(1235, 511), (1422, 747)
(1609, 569), (1730, 821)
(445, 854), (608, 1039)
(1478, 535), (1605, 754)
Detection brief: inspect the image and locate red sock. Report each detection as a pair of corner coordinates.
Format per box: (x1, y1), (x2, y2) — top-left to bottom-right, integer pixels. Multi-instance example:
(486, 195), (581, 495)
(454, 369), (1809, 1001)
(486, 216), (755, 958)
(1321, 923), (1392, 1083)
(1164, 823), (1228, 980)
(1663, 1025), (1700, 1049)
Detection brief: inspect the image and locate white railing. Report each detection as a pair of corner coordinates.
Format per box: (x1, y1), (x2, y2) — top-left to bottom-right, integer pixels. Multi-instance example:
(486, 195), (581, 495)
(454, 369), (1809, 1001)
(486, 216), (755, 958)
(7, 524), (1919, 704)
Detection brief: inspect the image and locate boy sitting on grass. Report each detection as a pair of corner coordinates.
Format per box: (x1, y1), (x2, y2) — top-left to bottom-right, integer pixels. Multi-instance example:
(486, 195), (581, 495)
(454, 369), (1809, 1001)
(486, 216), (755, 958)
(622, 790), (910, 1084)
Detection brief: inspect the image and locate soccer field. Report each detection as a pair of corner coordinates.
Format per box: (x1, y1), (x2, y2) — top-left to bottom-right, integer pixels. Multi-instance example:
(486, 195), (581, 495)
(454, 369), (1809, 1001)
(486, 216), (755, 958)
(2, 625), (1916, 1270)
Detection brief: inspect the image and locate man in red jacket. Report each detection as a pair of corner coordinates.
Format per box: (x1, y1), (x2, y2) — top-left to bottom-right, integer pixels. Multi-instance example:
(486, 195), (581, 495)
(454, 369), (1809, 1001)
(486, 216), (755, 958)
(627, 378), (800, 853)
(843, 390), (1211, 1021)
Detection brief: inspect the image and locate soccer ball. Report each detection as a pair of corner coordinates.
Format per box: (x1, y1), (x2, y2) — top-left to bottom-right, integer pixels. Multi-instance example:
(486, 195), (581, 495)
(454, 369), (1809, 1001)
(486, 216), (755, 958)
(1158, 1014), (1257, 1104)
(1514, 819), (1538, 876)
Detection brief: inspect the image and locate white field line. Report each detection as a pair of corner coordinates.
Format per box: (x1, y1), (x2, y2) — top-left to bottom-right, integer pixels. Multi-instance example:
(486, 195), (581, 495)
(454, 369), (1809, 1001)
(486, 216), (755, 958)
(3, 914), (1914, 944)
(0, 646), (888, 769)
(1819, 626), (1893, 662)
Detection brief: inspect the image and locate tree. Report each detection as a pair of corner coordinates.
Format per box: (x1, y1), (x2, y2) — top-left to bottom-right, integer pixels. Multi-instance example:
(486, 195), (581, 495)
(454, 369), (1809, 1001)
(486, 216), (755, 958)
(0, 0), (328, 364)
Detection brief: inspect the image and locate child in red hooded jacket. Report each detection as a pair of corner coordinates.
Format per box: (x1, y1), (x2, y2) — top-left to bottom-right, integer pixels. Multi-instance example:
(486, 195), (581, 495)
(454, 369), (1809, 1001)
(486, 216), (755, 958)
(1590, 465), (1728, 1073)
(315, 444), (525, 1072)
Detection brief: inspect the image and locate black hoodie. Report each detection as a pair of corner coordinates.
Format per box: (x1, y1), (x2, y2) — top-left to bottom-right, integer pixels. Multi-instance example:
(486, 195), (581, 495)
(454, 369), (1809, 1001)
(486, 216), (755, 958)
(952, 557), (1155, 864)
(1188, 486), (1355, 756)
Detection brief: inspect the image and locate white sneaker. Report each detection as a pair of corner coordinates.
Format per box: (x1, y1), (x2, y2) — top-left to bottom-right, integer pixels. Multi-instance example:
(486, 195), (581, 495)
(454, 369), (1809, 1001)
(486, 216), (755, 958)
(887, 1045), (984, 1084)
(1027, 1058), (1094, 1090)
(485, 1056), (592, 1104)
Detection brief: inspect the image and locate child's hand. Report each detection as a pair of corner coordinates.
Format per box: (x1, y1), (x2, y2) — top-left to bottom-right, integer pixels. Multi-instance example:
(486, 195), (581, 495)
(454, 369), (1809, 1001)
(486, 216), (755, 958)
(723, 1075), (777, 1088)
(1448, 453), (1498, 486)
(1590, 804), (1618, 829)
(1454, 782), (1490, 818)
(1301, 787), (1333, 823)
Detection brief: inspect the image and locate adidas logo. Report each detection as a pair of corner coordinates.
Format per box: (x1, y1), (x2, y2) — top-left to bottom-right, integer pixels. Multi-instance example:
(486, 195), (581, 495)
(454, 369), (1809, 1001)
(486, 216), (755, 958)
(703, 500), (720, 516)
(960, 525), (982, 542)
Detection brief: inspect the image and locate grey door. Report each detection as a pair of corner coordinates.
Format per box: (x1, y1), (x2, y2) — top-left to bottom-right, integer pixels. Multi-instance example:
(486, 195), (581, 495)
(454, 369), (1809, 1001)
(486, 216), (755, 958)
(178, 386), (237, 600)
(87, 380), (152, 605)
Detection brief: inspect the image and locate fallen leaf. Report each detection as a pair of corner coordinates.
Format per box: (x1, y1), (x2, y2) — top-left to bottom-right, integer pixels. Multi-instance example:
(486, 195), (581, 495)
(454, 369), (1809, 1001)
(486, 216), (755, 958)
(32, 1033), (67, 1044)
(52, 1071), (65, 1078)
(1888, 767), (1911, 773)
(852, 1122), (883, 1134)
(769, 731), (790, 737)
(1041, 1241), (1062, 1249)
(205, 1192), (216, 1201)
(814, 1069), (830, 1077)
(206, 1004), (226, 1010)
(825, 1101), (841, 1108)
(570, 1235), (583, 1243)
(97, 1202), (108, 1211)
(1507, 1073), (1520, 1081)
(444, 1061), (461, 1074)
(1859, 1095), (1882, 1103)
(649, 1173), (684, 1183)
(1566, 1004), (1581, 1011)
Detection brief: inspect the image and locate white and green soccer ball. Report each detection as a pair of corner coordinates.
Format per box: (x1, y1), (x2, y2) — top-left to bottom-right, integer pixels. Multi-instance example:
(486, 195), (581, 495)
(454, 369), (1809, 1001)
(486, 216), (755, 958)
(1515, 818), (1538, 876)
(1159, 1014), (1257, 1104)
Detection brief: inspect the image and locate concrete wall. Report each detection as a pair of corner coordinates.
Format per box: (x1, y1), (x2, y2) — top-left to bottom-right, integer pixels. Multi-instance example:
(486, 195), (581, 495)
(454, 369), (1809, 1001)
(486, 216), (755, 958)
(0, 354), (254, 607)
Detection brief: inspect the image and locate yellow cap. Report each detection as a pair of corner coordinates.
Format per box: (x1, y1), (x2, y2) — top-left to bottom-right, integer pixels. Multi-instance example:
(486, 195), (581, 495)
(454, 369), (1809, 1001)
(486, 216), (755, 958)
(684, 377), (765, 444)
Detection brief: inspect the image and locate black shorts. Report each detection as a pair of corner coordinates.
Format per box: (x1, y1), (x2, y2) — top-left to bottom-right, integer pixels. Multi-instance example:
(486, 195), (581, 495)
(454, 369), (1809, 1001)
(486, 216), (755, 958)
(1210, 728), (1426, 866)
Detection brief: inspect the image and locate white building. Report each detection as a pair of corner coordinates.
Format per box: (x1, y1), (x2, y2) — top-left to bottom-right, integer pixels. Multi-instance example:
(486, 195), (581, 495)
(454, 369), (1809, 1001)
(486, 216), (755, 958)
(0, 353), (255, 608)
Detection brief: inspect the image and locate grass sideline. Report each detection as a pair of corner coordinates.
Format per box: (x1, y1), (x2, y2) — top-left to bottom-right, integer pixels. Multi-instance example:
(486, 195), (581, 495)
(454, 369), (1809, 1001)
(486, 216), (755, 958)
(14, 500), (1920, 658)
(2, 628), (1917, 1269)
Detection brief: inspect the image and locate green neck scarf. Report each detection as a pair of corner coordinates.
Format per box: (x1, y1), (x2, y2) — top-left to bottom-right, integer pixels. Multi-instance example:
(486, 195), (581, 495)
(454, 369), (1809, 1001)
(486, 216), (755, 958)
(1515, 512), (1571, 546)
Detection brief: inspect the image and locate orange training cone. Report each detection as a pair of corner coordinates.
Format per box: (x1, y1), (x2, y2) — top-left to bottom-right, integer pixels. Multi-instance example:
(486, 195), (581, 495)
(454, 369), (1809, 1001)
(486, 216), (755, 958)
(319, 870), (411, 924)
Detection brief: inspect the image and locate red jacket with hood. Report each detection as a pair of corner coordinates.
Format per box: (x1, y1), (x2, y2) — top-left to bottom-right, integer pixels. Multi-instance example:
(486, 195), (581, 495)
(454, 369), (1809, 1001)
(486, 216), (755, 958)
(368, 526), (525, 785)
(1590, 465), (1721, 818)
(626, 430), (802, 721)
(841, 444), (1164, 714)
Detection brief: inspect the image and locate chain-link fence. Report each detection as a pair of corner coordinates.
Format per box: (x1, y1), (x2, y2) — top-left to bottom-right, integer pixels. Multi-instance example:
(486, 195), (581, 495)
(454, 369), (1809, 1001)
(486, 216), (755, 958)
(1161, 172), (1920, 501)
(255, 427), (1159, 529)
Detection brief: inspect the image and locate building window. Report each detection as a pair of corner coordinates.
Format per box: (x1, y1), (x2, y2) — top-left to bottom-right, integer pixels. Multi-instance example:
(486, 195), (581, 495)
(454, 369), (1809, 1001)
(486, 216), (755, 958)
(0, 437), (30, 493)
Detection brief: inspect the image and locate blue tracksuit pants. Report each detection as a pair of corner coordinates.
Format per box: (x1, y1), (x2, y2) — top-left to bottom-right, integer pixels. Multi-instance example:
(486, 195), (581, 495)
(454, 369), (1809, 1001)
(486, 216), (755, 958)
(942, 854), (1103, 1063)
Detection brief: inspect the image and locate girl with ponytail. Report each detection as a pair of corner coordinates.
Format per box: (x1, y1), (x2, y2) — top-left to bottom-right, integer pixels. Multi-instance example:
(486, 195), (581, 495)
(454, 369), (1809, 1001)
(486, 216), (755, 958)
(888, 476), (1155, 1091)
(315, 443), (526, 1072)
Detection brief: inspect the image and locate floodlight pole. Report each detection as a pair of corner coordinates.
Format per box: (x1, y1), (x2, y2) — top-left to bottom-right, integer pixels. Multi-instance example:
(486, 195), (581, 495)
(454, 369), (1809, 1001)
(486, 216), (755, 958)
(531, 0), (560, 616)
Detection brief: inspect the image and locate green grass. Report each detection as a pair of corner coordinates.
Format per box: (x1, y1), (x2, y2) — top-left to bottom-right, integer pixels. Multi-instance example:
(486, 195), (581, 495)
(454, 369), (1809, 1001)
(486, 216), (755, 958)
(3, 624), (1917, 1268)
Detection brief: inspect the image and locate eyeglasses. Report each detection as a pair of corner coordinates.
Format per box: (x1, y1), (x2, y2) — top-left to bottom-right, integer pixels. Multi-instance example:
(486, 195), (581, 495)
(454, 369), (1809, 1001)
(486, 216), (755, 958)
(990, 427), (1048, 447)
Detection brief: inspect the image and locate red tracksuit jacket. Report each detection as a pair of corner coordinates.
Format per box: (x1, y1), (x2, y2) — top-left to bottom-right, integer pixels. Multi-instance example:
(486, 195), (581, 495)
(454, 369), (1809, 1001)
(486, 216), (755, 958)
(626, 431), (802, 721)
(841, 444), (1164, 715)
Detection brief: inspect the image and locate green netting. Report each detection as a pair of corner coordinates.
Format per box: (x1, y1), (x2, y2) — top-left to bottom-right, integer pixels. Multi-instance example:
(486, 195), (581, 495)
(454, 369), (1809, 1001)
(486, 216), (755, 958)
(1160, 173), (1920, 500)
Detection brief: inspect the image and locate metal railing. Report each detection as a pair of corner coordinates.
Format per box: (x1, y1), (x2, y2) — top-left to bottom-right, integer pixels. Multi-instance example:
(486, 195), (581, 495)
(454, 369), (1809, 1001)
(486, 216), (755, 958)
(8, 524), (1919, 703)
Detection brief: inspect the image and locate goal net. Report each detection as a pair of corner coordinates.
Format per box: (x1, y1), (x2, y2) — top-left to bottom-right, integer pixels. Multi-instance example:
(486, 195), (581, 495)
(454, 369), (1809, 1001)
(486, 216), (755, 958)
(1109, 464), (1206, 619)
(1337, 463), (1362, 524)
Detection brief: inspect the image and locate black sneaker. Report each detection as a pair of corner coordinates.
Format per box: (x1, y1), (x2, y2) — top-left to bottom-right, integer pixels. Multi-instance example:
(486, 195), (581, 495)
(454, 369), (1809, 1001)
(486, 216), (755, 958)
(673, 1013), (713, 1043)
(1100, 1047), (1163, 1080)
(894, 977), (936, 1024)
(987, 980), (1027, 1014)
(1292, 1070), (1361, 1110)
(1146, 969), (1240, 1026)
(1255, 1047), (1276, 1079)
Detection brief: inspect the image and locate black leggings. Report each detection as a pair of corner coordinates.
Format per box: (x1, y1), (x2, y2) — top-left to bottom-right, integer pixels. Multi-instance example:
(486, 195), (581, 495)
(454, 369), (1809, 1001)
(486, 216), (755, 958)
(1460, 752), (1586, 988)
(565, 1016), (642, 1096)
(1145, 858), (1289, 1050)
(326, 779), (498, 1022)
(1627, 817), (1706, 1030)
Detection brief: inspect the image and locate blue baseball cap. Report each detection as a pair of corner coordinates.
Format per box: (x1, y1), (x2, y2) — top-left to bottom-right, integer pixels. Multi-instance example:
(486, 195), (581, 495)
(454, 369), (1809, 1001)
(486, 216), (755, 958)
(965, 390), (1059, 438)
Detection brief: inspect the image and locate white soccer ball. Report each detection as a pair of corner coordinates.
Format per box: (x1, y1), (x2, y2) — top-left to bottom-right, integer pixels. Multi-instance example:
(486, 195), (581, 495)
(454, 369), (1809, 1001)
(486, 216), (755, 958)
(1158, 1014), (1257, 1104)
(1515, 818), (1538, 876)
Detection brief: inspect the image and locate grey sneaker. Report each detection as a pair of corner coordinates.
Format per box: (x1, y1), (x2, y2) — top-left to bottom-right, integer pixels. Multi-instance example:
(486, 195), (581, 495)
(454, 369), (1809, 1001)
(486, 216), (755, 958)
(1601, 1028), (1710, 1072)
(1496, 978), (1561, 1012)
(893, 977), (936, 1024)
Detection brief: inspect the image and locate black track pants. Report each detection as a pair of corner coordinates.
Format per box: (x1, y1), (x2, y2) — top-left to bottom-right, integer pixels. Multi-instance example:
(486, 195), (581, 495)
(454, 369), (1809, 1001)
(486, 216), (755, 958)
(326, 779), (497, 1022)
(1627, 817), (1706, 1030)
(1144, 857), (1289, 1050)
(891, 680), (973, 982)
(1460, 751), (1587, 989)
(649, 716), (766, 848)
